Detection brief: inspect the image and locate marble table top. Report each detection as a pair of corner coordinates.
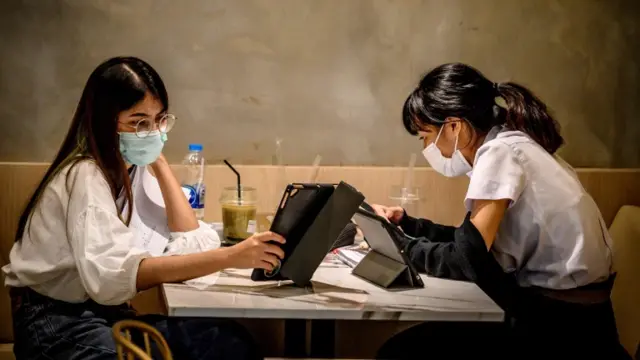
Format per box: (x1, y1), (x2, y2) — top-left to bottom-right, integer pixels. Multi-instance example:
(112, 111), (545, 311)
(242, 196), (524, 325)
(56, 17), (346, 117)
(162, 256), (504, 322)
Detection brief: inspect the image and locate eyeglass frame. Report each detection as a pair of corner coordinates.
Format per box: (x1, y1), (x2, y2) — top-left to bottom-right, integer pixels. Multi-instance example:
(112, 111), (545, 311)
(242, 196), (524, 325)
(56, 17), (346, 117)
(119, 113), (177, 138)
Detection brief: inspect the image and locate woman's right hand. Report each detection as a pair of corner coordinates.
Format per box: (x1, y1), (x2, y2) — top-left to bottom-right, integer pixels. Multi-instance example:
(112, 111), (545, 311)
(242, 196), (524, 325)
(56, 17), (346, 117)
(228, 231), (286, 270)
(371, 204), (405, 224)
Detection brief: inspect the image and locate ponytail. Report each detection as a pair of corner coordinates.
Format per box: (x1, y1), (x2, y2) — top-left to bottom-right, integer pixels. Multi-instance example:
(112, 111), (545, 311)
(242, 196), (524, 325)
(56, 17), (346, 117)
(496, 82), (564, 154)
(403, 63), (564, 154)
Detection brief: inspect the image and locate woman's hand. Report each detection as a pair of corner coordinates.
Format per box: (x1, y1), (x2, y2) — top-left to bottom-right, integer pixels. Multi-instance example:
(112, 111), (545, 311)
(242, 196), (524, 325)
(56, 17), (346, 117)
(228, 231), (286, 270)
(137, 231), (286, 290)
(147, 152), (199, 232)
(150, 153), (168, 169)
(371, 204), (405, 224)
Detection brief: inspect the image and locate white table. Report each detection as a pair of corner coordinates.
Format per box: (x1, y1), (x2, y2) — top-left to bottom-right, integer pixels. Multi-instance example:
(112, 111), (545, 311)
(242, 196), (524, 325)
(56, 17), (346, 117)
(163, 267), (502, 322)
(162, 258), (503, 357)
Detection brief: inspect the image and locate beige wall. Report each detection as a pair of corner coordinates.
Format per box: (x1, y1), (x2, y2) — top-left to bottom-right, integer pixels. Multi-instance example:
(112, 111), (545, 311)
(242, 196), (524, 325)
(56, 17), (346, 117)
(1, 0), (639, 167)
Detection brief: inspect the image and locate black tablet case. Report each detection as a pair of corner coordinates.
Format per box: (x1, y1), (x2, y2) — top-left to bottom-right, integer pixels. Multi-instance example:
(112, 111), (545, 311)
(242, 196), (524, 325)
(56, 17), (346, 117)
(251, 181), (364, 286)
(352, 207), (424, 288)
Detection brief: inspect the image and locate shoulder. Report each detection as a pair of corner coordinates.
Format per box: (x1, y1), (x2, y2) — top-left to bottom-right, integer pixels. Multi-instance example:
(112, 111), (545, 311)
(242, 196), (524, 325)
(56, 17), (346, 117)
(58, 158), (116, 205)
(472, 137), (523, 172)
(465, 138), (527, 209)
(61, 159), (110, 188)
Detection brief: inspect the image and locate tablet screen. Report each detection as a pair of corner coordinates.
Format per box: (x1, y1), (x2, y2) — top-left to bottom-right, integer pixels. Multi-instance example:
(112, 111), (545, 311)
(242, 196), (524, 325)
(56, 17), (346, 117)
(353, 210), (406, 264)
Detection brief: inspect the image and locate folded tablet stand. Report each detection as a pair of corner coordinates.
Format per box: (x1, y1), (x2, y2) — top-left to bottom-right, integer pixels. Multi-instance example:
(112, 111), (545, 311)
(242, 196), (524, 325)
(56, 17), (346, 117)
(352, 249), (422, 288)
(351, 209), (424, 289)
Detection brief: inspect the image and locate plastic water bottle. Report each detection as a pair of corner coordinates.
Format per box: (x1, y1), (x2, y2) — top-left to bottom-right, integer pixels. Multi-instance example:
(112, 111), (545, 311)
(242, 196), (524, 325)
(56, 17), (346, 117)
(181, 144), (206, 220)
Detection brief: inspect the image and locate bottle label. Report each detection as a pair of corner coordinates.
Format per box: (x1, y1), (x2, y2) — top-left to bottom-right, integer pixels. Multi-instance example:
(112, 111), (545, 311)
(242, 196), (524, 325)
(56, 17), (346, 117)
(182, 183), (206, 209)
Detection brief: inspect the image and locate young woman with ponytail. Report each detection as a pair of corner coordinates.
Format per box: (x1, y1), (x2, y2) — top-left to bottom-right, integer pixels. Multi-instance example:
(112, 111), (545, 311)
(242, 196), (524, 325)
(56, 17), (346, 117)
(373, 63), (628, 359)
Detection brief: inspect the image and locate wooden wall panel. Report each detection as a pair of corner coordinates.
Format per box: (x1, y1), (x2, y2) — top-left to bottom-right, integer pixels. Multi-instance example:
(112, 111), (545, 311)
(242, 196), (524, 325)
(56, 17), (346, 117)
(1, 162), (639, 345)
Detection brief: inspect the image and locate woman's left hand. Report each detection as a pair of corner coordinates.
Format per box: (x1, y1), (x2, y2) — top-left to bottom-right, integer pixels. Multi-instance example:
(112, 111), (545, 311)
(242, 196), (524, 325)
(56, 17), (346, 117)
(151, 153), (168, 168)
(148, 153), (199, 232)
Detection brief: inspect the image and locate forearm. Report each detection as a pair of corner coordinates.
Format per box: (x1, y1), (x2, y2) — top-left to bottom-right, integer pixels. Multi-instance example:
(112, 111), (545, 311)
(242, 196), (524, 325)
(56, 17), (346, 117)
(150, 157), (199, 232)
(399, 212), (456, 241)
(399, 213), (490, 279)
(136, 247), (234, 290)
(404, 238), (471, 280)
(399, 213), (518, 309)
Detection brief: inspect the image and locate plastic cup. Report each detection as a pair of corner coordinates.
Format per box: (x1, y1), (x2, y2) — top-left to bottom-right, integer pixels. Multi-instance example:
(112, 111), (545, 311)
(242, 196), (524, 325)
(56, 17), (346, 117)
(219, 186), (257, 246)
(389, 185), (420, 216)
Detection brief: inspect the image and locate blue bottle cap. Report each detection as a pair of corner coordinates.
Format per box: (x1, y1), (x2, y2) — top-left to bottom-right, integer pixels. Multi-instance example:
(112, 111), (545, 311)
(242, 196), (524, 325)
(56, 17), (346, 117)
(189, 144), (203, 151)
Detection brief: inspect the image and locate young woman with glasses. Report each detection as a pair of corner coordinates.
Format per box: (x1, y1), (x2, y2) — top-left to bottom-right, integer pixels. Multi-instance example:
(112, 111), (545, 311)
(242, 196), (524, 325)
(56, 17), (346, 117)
(4, 56), (284, 360)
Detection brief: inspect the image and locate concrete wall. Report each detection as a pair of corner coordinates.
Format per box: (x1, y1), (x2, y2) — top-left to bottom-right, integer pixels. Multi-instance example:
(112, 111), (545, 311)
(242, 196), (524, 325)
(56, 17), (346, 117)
(1, 0), (639, 167)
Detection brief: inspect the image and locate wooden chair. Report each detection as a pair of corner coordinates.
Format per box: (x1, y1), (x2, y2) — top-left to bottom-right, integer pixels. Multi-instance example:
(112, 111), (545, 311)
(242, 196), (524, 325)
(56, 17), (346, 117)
(609, 205), (640, 356)
(112, 320), (173, 360)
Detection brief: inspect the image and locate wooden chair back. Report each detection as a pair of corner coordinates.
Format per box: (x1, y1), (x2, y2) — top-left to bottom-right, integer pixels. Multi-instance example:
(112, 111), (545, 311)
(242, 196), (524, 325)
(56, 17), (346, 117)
(112, 320), (173, 360)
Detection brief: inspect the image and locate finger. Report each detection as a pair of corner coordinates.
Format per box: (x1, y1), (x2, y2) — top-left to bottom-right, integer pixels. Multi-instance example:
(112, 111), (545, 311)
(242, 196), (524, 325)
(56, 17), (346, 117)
(264, 243), (285, 259)
(254, 231), (286, 244)
(372, 205), (387, 218)
(261, 254), (280, 269)
(255, 260), (273, 271)
(392, 207), (405, 223)
(382, 209), (394, 222)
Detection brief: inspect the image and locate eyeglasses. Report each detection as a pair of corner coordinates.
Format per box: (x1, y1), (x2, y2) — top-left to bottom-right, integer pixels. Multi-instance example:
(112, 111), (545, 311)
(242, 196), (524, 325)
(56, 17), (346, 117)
(121, 114), (176, 138)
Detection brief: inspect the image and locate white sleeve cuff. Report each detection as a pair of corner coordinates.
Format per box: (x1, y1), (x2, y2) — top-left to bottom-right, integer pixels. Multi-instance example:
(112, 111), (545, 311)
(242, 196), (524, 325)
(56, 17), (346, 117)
(165, 221), (221, 256)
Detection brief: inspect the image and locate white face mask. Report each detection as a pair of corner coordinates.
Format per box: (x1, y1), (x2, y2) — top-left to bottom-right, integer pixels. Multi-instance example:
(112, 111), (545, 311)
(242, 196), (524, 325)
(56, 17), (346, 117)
(422, 125), (472, 177)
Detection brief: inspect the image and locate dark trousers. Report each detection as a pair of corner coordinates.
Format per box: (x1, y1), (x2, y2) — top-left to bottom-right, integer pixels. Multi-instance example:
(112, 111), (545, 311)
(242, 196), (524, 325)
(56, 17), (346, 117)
(11, 287), (261, 360)
(377, 295), (631, 360)
(510, 293), (630, 360)
(376, 321), (506, 359)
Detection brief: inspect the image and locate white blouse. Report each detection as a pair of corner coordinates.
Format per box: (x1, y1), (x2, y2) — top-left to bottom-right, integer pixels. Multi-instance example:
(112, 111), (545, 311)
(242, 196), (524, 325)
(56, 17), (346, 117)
(465, 126), (613, 289)
(2, 160), (219, 305)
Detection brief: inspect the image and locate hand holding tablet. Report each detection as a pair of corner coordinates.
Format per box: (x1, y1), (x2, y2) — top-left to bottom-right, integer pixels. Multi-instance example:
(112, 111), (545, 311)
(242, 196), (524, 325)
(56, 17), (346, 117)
(251, 182), (365, 286)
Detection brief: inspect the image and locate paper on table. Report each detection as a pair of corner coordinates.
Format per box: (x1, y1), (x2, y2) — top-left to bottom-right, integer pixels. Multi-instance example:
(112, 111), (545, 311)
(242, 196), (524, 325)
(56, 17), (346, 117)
(332, 245), (369, 268)
(126, 166), (221, 288)
(182, 273), (222, 290)
(187, 268), (288, 290)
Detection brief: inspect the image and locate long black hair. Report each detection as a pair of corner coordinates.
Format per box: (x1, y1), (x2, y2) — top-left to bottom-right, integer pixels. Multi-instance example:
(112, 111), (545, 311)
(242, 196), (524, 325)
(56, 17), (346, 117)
(16, 56), (168, 241)
(402, 63), (563, 154)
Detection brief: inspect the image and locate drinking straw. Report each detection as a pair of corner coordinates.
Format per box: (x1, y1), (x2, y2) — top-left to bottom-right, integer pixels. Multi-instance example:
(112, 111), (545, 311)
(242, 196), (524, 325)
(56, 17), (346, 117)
(274, 138), (283, 166)
(309, 154), (322, 182)
(274, 138), (287, 207)
(223, 159), (241, 201)
(403, 153), (417, 204)
(275, 138), (285, 185)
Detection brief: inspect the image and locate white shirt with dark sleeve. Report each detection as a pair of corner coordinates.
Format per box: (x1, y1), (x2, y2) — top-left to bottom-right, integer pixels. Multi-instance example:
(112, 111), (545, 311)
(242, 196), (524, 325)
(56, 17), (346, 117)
(464, 126), (613, 289)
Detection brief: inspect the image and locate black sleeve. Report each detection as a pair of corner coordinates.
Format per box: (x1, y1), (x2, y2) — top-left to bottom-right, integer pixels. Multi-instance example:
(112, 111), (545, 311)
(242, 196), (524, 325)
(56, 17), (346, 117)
(398, 211), (456, 241)
(398, 212), (518, 311)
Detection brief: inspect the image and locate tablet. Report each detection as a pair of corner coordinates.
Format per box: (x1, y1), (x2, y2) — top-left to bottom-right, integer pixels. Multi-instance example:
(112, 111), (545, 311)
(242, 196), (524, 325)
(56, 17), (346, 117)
(353, 206), (406, 263)
(352, 204), (423, 287)
(250, 183), (335, 281)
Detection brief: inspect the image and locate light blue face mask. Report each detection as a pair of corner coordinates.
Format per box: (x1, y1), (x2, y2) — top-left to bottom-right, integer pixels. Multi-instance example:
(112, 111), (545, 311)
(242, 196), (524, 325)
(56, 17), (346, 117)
(118, 131), (168, 166)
